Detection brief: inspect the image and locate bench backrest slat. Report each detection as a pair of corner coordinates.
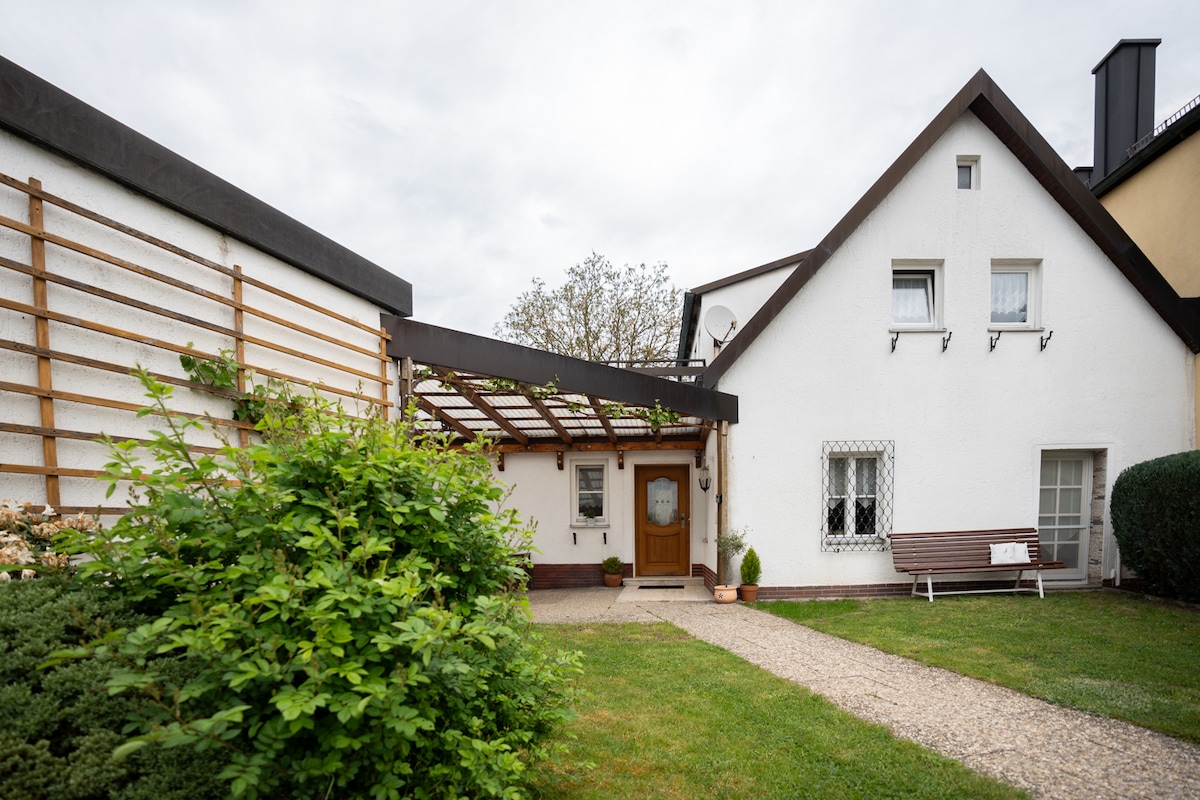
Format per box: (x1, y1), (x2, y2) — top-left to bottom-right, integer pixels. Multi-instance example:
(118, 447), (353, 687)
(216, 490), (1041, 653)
(891, 528), (1043, 569)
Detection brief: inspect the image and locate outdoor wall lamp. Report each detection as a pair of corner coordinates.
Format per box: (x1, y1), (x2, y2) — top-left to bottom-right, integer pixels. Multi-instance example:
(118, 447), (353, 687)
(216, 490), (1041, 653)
(697, 462), (712, 493)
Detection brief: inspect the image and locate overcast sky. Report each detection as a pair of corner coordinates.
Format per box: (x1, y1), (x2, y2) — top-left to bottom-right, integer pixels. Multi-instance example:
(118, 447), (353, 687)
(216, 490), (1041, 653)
(3, 2), (1198, 337)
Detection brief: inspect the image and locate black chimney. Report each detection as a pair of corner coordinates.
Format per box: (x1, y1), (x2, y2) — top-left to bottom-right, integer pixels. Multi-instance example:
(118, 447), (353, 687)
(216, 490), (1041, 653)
(1092, 38), (1160, 183)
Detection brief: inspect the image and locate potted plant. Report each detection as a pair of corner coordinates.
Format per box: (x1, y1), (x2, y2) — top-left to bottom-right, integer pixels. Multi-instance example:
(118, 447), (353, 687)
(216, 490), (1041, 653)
(714, 527), (747, 603)
(602, 556), (624, 587)
(739, 546), (761, 602)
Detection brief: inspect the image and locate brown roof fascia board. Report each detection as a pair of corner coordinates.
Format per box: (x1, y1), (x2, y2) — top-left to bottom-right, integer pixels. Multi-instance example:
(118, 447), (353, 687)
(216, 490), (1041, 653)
(702, 73), (984, 387)
(0, 56), (412, 317)
(967, 79), (1200, 352)
(703, 70), (1199, 388)
(383, 315), (738, 422)
(690, 249), (812, 295)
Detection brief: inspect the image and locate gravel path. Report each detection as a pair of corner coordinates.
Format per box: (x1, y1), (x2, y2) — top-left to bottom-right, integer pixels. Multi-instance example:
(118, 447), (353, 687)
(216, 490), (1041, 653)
(528, 587), (1200, 800)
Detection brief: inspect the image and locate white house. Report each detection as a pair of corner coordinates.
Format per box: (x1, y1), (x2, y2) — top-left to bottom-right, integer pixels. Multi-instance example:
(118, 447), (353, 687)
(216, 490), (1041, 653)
(679, 70), (1198, 596)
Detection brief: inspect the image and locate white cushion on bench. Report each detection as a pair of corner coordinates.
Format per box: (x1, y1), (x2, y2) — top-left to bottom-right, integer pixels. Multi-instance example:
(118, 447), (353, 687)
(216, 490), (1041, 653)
(989, 542), (1030, 564)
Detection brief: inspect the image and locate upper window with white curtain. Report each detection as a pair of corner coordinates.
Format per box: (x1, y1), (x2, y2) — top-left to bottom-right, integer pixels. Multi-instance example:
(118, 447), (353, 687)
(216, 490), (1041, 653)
(891, 260), (944, 330)
(990, 260), (1041, 329)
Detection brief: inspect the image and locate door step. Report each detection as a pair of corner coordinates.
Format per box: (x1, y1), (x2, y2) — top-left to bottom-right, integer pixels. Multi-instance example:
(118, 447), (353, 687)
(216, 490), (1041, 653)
(622, 576), (705, 589)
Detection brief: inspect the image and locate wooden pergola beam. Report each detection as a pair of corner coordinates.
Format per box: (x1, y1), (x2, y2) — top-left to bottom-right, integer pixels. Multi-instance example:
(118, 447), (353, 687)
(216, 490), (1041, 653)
(484, 439), (702, 454)
(431, 367), (530, 446)
(414, 395), (477, 441)
(523, 386), (573, 445)
(586, 394), (619, 443)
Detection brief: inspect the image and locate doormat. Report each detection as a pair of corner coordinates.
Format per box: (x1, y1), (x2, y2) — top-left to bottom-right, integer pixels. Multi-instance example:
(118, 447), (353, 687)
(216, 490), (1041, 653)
(638, 585), (685, 590)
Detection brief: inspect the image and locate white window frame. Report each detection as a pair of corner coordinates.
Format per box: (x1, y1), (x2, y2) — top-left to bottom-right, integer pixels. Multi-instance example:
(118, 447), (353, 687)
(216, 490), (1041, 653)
(572, 461), (608, 526)
(1037, 449), (1093, 584)
(821, 441), (894, 551)
(957, 155), (980, 190)
(990, 259), (1041, 330)
(891, 259), (944, 331)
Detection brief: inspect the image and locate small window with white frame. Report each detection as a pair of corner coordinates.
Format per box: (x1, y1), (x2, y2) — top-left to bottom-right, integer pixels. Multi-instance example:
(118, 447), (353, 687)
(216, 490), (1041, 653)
(990, 259), (1041, 329)
(891, 259), (943, 330)
(821, 440), (894, 552)
(957, 155), (979, 189)
(573, 462), (607, 524)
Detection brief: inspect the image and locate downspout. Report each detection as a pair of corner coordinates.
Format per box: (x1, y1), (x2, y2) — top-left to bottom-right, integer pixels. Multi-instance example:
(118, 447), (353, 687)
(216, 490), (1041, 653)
(716, 419), (730, 583)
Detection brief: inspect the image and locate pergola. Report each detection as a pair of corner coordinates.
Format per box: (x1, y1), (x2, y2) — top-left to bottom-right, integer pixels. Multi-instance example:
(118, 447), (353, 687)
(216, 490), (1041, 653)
(381, 316), (738, 468)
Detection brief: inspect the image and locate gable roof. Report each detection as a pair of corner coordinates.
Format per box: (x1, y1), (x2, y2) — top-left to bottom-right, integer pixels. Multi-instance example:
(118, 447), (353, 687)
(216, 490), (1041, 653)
(702, 69), (1200, 388)
(0, 56), (413, 317)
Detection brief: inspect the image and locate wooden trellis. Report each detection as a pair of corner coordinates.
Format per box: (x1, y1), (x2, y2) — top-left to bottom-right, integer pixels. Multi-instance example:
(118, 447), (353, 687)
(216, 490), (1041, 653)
(0, 172), (392, 515)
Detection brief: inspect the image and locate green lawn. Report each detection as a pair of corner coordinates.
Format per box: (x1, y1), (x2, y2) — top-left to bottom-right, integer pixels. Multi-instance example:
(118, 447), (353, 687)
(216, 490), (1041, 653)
(754, 591), (1200, 743)
(528, 623), (1026, 800)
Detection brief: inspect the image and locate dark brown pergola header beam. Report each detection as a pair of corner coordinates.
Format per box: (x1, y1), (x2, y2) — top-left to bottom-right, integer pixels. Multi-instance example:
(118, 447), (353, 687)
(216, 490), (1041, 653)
(382, 316), (738, 423)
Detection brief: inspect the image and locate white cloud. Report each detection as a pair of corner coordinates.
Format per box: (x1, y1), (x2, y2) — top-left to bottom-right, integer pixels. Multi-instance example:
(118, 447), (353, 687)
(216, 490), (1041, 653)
(2, 0), (1197, 336)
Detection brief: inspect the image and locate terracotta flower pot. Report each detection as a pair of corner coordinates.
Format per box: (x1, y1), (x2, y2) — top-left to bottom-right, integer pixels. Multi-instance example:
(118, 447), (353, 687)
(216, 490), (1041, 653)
(603, 572), (623, 587)
(714, 584), (738, 603)
(740, 584), (759, 602)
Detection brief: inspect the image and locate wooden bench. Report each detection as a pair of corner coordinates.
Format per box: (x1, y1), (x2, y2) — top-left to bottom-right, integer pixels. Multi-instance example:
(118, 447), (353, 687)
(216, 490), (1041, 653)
(890, 528), (1066, 601)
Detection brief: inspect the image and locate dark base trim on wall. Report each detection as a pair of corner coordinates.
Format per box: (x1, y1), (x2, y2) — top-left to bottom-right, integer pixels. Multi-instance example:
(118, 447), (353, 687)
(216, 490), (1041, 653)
(526, 568), (1061, 598)
(529, 562), (631, 590)
(759, 579), (1054, 600)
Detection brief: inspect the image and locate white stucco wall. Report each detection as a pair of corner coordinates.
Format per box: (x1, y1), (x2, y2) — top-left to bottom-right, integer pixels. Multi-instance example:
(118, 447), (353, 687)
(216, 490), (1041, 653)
(496, 447), (712, 574)
(0, 129), (396, 512)
(717, 112), (1195, 589)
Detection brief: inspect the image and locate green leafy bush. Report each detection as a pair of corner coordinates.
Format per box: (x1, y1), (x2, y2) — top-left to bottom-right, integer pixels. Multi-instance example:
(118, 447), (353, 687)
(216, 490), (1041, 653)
(1111, 450), (1200, 601)
(60, 373), (580, 800)
(0, 578), (227, 800)
(740, 547), (761, 586)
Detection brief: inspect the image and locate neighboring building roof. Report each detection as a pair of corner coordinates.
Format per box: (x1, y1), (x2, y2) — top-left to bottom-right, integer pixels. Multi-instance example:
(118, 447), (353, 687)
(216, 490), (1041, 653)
(0, 56), (413, 317)
(702, 69), (1200, 388)
(1090, 95), (1200, 198)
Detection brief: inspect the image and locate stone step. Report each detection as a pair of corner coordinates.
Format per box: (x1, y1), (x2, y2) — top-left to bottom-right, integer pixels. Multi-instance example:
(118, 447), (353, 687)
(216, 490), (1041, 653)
(622, 576), (706, 588)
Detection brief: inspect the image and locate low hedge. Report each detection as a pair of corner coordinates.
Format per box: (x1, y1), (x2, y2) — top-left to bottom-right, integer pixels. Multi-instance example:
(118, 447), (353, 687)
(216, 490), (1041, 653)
(0, 578), (226, 800)
(1111, 450), (1200, 602)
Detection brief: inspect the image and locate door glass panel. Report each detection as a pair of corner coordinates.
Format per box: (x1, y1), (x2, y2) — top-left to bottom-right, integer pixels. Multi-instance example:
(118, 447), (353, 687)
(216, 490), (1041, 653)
(1039, 454), (1089, 579)
(646, 477), (678, 526)
(1060, 488), (1082, 512)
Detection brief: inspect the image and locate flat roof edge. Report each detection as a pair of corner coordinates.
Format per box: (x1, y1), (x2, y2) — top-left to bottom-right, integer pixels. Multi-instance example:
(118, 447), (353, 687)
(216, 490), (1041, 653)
(0, 55), (412, 316)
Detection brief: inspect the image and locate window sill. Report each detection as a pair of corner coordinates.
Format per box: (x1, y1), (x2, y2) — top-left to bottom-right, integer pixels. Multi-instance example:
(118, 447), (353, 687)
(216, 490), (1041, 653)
(889, 326), (947, 333)
(988, 326), (1044, 332)
(823, 534), (887, 546)
(574, 521), (610, 529)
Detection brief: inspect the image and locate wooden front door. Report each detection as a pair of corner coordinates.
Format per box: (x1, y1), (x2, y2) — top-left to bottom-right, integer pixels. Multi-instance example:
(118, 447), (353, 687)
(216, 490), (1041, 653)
(635, 464), (690, 576)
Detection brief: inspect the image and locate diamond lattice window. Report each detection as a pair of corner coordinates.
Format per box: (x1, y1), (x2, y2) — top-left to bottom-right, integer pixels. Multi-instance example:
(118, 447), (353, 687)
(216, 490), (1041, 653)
(821, 440), (894, 552)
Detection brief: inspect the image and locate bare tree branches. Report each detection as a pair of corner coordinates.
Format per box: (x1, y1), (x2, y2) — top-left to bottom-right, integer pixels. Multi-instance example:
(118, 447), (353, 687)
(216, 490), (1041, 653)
(494, 252), (680, 364)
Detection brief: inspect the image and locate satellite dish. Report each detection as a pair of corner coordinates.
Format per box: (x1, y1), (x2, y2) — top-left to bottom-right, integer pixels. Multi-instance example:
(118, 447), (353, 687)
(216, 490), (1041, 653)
(703, 305), (738, 344)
